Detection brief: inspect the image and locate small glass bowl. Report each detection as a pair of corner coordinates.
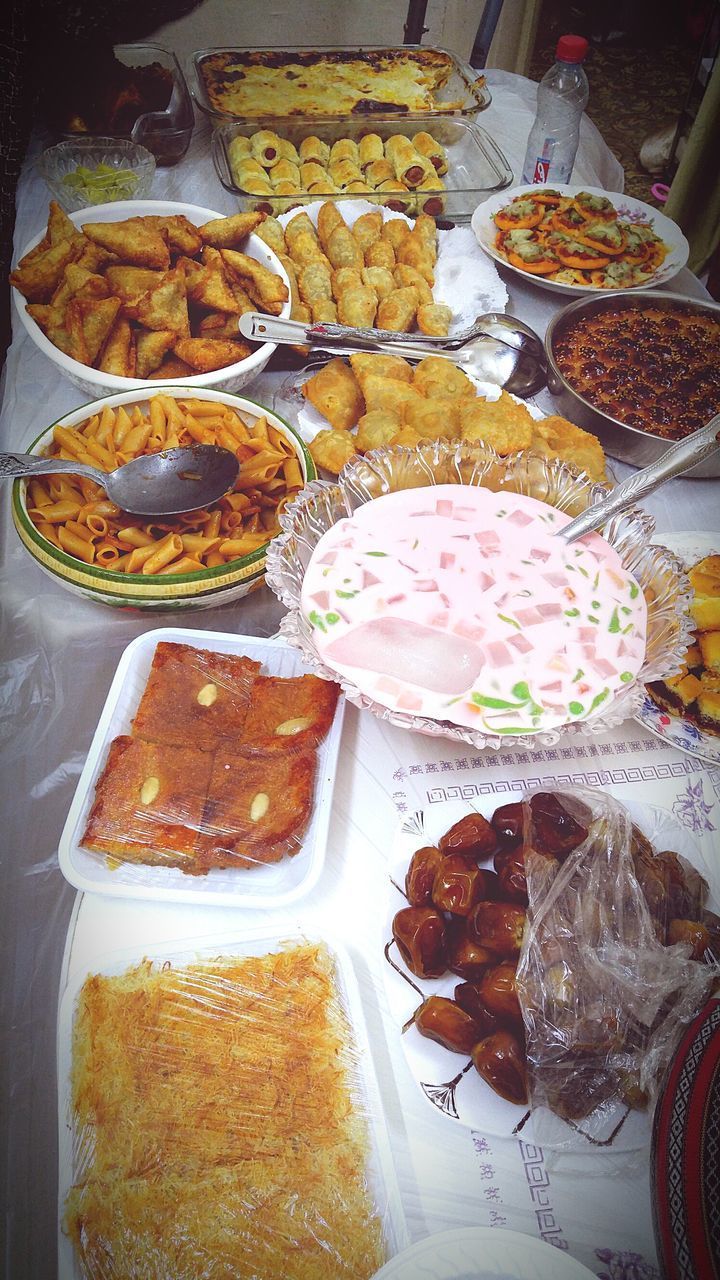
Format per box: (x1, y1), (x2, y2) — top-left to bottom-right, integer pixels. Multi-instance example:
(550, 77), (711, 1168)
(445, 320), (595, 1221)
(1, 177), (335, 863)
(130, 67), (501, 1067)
(265, 441), (693, 751)
(37, 138), (156, 211)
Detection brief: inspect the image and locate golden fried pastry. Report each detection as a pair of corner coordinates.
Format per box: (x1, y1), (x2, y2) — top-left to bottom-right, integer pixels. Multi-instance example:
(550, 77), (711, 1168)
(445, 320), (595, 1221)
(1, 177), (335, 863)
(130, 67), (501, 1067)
(355, 409), (403, 452)
(530, 414), (607, 482)
(348, 352), (413, 383)
(302, 357), (365, 431)
(460, 397), (535, 454)
(82, 736), (212, 867)
(131, 642), (261, 752)
(309, 428), (358, 474)
(412, 356), (476, 400)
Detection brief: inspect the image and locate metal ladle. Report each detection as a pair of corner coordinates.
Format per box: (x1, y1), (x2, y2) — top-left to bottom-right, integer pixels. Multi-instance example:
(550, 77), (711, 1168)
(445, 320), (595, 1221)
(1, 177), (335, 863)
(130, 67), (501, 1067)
(1, 444), (240, 516)
(559, 416), (720, 543)
(239, 311), (548, 398)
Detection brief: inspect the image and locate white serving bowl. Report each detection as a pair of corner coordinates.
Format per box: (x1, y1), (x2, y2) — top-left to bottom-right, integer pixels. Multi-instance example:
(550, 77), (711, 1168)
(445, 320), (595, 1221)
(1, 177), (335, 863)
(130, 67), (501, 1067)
(12, 199), (291, 397)
(266, 441), (693, 750)
(12, 387), (315, 611)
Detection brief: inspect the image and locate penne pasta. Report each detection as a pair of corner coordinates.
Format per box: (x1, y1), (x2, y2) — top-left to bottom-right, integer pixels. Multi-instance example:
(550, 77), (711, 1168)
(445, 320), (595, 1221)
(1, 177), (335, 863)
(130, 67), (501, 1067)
(26, 395), (306, 577)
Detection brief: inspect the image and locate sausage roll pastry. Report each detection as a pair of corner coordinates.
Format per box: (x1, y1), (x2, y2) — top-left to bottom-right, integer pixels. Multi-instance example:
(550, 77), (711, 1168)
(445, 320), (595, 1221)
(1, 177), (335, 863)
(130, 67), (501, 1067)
(234, 157), (269, 184)
(271, 182), (298, 201)
(415, 177), (446, 217)
(384, 135), (429, 188)
(412, 131), (449, 175)
(228, 135), (252, 166)
(308, 180), (339, 195)
(364, 158), (395, 186)
(351, 210), (384, 254)
(416, 302), (452, 337)
(270, 159), (301, 187)
(337, 285), (378, 327)
(358, 133), (384, 168)
(326, 224), (364, 270)
(361, 265), (395, 299)
(300, 161), (329, 188)
(302, 356), (365, 431)
(329, 138), (360, 167)
(328, 158), (364, 189)
(376, 285), (421, 332)
(345, 180), (373, 193)
(278, 138), (301, 164)
(299, 136), (331, 166)
(376, 180), (415, 214)
(250, 129), (284, 168)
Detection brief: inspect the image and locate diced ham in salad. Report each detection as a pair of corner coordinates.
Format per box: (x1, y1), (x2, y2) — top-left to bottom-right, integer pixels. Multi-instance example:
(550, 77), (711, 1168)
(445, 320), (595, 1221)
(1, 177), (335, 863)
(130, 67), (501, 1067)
(301, 485), (647, 735)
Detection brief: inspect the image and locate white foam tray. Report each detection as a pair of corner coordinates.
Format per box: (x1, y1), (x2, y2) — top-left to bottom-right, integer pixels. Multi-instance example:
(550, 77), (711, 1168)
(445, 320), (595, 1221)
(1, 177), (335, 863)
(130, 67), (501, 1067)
(58, 627), (345, 908)
(57, 927), (409, 1279)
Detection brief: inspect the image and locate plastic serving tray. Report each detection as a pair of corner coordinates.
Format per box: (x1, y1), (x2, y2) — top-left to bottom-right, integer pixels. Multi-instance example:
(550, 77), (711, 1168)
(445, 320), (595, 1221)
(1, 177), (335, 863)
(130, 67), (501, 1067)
(212, 114), (513, 222)
(57, 628), (345, 908)
(57, 927), (409, 1279)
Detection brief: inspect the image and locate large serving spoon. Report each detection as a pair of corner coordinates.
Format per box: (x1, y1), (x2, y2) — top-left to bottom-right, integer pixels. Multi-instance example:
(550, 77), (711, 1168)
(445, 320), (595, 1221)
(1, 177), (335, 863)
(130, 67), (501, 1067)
(0, 444), (240, 516)
(239, 310), (548, 397)
(559, 416), (720, 543)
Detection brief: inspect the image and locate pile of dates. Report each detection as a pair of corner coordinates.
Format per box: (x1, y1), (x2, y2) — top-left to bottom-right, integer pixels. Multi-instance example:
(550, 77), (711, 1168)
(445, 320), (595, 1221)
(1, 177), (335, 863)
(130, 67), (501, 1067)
(391, 792), (590, 1107)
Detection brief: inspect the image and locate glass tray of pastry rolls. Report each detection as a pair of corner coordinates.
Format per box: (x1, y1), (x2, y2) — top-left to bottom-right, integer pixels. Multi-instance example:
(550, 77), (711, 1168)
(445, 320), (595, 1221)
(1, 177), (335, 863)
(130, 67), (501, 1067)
(212, 114), (513, 222)
(57, 627), (345, 908)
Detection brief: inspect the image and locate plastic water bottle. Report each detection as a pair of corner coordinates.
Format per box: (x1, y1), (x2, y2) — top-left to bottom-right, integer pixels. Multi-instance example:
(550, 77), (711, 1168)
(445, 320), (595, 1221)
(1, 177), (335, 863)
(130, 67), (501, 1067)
(521, 35), (589, 185)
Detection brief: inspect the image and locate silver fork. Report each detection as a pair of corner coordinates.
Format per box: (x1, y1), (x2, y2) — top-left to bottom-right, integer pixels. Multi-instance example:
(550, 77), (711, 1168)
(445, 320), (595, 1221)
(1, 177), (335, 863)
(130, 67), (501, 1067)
(238, 311), (548, 397)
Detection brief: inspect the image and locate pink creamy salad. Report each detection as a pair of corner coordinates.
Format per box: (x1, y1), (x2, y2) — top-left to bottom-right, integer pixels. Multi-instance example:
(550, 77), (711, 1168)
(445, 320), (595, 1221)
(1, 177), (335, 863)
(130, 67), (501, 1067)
(301, 485), (647, 735)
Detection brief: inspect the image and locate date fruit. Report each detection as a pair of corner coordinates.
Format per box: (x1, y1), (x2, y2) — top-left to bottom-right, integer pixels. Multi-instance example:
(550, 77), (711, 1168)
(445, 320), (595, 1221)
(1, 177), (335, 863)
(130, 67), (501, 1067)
(469, 901), (526, 957)
(439, 812), (497, 859)
(405, 845), (443, 907)
(445, 919), (493, 980)
(668, 917), (711, 960)
(491, 801), (524, 850)
(413, 995), (483, 1054)
(433, 857), (498, 916)
(528, 791), (589, 859)
(453, 982), (501, 1036)
(479, 963), (523, 1027)
(392, 906), (447, 978)
(471, 1031), (528, 1105)
(493, 848), (528, 904)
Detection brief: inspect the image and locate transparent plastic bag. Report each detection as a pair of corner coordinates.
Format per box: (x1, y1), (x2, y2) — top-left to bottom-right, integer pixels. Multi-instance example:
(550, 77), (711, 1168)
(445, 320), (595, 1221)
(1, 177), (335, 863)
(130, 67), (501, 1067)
(516, 785), (718, 1151)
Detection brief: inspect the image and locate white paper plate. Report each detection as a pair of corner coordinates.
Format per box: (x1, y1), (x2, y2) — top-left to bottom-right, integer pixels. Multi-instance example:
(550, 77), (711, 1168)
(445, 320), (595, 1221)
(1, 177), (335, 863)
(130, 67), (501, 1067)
(371, 1226), (598, 1280)
(57, 627), (344, 907)
(57, 928), (409, 1280)
(471, 183), (689, 296)
(382, 794), (714, 1143)
(636, 531), (720, 768)
(278, 197), (509, 331)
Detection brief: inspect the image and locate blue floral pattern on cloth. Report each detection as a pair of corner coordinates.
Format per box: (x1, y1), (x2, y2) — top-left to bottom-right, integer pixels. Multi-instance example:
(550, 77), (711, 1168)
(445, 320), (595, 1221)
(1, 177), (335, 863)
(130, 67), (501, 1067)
(672, 779), (716, 833)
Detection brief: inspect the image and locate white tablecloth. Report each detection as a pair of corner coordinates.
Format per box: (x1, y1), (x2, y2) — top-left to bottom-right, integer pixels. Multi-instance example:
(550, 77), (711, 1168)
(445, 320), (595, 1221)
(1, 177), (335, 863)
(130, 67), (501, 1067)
(1, 73), (718, 1279)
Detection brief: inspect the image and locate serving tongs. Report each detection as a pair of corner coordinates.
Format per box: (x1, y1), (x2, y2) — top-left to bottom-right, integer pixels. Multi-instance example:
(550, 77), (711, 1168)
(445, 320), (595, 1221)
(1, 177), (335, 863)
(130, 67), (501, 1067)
(239, 311), (548, 397)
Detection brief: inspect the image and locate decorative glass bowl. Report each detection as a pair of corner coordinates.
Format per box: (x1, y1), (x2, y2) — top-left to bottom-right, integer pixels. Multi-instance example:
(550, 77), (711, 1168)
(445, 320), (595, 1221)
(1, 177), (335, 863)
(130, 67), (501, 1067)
(265, 441), (693, 750)
(37, 138), (156, 211)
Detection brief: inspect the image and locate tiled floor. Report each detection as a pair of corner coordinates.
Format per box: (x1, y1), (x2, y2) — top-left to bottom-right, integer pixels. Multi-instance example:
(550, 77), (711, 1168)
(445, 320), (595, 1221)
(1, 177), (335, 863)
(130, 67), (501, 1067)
(527, 0), (702, 205)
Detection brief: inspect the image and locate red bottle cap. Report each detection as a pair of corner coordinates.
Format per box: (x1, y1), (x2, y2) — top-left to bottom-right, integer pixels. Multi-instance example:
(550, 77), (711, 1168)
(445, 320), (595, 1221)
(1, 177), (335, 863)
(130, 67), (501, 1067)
(555, 34), (589, 62)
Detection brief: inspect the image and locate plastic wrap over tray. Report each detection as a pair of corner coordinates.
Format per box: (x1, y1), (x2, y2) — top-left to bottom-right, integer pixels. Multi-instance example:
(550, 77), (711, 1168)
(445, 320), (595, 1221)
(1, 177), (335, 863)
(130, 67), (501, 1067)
(59, 935), (407, 1278)
(516, 786), (718, 1152)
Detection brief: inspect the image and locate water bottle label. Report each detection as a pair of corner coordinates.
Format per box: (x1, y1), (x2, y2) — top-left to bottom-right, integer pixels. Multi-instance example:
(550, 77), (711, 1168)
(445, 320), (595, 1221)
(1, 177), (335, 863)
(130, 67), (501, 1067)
(531, 157), (551, 183)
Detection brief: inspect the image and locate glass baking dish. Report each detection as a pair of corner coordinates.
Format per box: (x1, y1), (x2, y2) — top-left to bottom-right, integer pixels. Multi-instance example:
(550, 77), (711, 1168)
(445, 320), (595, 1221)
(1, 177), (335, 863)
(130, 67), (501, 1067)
(60, 43), (195, 167)
(211, 114), (512, 223)
(189, 43), (490, 124)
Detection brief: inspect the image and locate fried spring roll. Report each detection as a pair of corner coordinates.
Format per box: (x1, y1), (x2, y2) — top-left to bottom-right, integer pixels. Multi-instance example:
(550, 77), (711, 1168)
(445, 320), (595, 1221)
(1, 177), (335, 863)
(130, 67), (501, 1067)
(326, 224), (364, 270)
(317, 202), (345, 251)
(352, 210), (384, 254)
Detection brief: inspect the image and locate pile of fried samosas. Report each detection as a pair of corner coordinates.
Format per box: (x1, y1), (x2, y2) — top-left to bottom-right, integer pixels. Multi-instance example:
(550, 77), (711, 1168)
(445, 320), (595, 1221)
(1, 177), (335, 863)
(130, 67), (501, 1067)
(10, 204), (289, 379)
